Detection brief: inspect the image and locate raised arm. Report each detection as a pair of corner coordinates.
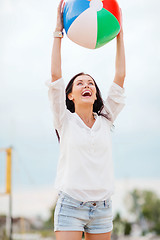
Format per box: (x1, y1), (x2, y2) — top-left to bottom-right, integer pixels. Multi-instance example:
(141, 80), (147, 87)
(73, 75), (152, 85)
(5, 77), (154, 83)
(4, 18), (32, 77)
(103, 18), (126, 123)
(51, 0), (64, 82)
(113, 26), (126, 88)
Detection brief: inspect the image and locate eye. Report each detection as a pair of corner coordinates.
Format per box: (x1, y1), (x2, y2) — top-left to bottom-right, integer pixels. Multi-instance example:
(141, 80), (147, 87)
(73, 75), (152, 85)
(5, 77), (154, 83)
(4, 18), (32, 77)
(89, 82), (94, 85)
(77, 82), (83, 85)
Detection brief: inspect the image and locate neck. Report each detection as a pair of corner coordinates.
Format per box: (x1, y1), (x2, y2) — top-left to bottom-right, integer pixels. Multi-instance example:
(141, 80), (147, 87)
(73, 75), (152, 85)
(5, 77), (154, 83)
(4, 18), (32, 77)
(75, 105), (94, 123)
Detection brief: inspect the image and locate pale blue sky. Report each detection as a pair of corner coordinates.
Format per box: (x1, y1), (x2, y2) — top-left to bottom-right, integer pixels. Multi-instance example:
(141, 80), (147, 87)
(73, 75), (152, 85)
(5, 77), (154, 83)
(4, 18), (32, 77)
(0, 0), (160, 191)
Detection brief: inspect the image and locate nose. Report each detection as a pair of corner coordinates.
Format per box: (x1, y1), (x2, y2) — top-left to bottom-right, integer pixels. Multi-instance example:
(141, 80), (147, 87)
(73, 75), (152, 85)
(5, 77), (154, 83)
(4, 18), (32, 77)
(84, 83), (89, 88)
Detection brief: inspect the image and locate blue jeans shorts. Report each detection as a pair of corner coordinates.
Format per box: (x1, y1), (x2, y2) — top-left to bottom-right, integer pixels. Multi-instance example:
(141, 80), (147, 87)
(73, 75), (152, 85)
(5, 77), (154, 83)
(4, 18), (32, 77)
(54, 191), (113, 234)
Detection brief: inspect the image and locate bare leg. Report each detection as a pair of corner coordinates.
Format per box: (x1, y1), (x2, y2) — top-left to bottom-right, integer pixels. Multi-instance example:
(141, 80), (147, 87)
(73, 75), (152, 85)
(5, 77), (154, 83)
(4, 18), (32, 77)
(55, 231), (83, 240)
(85, 231), (112, 240)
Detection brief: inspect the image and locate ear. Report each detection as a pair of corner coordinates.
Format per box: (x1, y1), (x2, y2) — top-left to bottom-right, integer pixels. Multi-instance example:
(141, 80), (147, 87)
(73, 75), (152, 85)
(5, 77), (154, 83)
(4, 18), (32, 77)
(68, 93), (74, 101)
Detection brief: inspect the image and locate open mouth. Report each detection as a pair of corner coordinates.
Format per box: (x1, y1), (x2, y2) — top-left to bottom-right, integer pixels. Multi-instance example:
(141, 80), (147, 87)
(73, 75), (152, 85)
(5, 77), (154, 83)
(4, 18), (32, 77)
(81, 90), (92, 97)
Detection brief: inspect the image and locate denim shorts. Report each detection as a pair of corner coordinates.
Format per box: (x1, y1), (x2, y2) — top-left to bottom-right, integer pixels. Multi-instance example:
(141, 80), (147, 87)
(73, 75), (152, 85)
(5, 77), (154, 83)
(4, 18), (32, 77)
(54, 191), (113, 234)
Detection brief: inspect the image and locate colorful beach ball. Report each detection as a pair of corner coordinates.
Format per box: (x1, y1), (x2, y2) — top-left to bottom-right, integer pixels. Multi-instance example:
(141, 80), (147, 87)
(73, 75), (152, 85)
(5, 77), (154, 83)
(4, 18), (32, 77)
(63, 0), (121, 49)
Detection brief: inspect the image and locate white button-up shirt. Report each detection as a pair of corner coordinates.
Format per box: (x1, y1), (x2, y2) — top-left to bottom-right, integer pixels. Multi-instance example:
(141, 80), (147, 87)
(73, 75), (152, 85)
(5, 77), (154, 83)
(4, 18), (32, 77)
(47, 78), (125, 202)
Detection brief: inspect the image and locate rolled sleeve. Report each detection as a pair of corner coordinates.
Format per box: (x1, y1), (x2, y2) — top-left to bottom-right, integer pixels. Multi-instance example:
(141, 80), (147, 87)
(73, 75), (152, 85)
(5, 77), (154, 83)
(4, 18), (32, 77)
(46, 78), (67, 130)
(103, 82), (126, 123)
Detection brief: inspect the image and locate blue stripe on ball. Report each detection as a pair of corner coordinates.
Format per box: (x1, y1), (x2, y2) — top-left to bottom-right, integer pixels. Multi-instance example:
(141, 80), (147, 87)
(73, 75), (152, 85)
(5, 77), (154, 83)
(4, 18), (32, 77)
(63, 0), (90, 34)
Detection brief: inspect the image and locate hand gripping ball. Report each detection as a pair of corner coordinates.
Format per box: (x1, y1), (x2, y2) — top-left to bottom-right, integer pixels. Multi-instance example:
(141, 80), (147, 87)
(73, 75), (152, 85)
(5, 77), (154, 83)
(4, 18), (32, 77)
(63, 0), (121, 49)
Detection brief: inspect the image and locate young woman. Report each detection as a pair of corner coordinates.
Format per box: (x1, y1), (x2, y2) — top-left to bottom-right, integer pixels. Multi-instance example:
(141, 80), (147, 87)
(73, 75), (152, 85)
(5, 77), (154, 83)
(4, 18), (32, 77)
(47, 0), (126, 239)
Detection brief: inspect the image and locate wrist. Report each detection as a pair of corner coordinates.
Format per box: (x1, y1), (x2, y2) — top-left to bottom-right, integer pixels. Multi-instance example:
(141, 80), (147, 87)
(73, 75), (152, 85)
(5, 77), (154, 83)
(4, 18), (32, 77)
(55, 26), (63, 32)
(53, 30), (64, 38)
(117, 28), (123, 39)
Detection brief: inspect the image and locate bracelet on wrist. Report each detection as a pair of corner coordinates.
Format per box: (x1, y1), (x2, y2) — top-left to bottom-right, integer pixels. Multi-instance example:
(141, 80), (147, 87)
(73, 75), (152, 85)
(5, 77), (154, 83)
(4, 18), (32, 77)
(53, 31), (64, 38)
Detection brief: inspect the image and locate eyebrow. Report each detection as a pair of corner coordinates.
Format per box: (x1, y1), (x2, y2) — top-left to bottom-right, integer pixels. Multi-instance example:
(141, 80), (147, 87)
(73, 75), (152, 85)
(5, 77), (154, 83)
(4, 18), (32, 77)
(75, 79), (94, 83)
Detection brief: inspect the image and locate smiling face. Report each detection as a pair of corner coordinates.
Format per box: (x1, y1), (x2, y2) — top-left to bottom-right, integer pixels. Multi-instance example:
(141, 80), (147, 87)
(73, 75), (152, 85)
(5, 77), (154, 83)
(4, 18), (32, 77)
(68, 74), (97, 108)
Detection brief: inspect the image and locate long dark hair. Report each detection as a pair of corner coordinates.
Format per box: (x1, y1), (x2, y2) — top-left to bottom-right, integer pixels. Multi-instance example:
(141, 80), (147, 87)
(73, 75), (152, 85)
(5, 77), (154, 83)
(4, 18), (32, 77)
(55, 72), (111, 142)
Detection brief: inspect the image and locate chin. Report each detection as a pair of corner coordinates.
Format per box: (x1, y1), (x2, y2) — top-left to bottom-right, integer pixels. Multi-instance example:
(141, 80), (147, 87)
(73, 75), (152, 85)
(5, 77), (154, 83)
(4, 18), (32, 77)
(81, 99), (94, 105)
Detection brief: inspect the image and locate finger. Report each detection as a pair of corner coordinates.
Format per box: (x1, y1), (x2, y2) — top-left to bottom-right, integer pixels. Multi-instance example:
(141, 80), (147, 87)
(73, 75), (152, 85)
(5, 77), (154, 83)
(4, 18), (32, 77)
(119, 8), (123, 27)
(61, 1), (65, 14)
(61, 2), (65, 13)
(57, 0), (63, 16)
(57, 0), (64, 14)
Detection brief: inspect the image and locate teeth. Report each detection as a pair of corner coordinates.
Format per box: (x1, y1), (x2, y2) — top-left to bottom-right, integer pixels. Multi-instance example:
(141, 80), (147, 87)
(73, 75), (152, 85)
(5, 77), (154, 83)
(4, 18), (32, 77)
(82, 90), (92, 96)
